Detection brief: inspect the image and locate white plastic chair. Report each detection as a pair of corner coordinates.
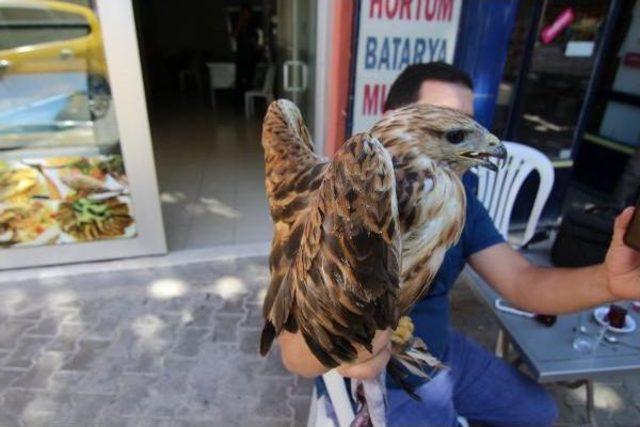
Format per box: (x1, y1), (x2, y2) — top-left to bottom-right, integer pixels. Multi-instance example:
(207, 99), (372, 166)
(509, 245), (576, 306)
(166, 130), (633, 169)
(475, 141), (555, 248)
(245, 64), (275, 118)
(307, 370), (354, 427)
(474, 141), (554, 357)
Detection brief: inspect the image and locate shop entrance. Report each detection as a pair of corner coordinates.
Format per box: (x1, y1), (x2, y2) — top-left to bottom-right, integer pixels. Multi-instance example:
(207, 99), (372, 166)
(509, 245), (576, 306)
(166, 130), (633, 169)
(133, 0), (317, 251)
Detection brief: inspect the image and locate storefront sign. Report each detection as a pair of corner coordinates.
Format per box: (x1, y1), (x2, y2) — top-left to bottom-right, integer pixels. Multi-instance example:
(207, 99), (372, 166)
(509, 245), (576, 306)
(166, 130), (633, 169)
(349, 0), (463, 134)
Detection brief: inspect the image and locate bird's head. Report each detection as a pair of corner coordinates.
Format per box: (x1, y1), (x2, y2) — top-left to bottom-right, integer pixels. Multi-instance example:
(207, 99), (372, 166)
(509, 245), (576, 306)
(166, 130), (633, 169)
(370, 104), (506, 174)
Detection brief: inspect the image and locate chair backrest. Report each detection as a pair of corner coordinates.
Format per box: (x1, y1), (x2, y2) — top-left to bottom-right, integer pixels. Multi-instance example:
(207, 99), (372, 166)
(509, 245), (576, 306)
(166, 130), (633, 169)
(475, 141), (554, 248)
(307, 370), (355, 427)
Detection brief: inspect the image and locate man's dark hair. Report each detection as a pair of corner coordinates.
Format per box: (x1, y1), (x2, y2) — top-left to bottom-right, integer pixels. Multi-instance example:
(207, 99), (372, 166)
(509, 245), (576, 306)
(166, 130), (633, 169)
(384, 62), (473, 111)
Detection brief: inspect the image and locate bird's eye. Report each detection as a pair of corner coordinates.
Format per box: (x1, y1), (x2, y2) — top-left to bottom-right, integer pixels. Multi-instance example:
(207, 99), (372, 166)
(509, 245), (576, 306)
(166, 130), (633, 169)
(445, 130), (466, 145)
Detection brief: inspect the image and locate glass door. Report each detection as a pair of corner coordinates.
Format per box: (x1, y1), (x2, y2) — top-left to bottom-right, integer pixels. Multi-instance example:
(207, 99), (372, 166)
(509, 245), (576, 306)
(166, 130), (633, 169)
(275, 0), (316, 129)
(494, 0), (611, 159)
(0, 0), (165, 269)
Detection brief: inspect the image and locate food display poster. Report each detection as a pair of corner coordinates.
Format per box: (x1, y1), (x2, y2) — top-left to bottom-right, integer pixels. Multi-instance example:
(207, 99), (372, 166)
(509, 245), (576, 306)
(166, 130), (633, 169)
(349, 0), (463, 134)
(0, 155), (136, 249)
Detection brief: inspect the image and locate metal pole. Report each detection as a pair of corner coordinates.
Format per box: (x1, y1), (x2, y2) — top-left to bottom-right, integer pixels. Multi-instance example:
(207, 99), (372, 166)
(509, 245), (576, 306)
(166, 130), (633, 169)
(586, 379), (599, 427)
(570, 0), (623, 160)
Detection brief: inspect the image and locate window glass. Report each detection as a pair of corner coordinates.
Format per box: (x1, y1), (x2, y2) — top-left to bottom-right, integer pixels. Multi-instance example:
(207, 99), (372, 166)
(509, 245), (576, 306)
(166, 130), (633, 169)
(0, 1), (138, 249)
(0, 7), (89, 49)
(493, 0), (609, 159)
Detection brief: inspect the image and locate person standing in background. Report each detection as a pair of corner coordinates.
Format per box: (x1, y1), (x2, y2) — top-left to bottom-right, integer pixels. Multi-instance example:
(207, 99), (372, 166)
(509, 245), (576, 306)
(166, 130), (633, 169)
(234, 3), (257, 109)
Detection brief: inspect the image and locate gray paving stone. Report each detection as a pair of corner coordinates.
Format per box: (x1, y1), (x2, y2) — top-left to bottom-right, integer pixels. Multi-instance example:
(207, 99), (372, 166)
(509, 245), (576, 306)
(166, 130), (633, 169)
(186, 303), (215, 327)
(67, 393), (118, 425)
(125, 350), (165, 375)
(12, 351), (65, 389)
(0, 389), (71, 417)
(170, 262), (217, 283)
(45, 322), (84, 353)
(61, 339), (110, 371)
(239, 328), (261, 355)
(13, 309), (43, 322)
(75, 358), (125, 394)
(94, 416), (138, 427)
(91, 317), (122, 340)
(255, 378), (294, 418)
(65, 300), (107, 325)
(47, 371), (84, 393)
(139, 418), (175, 427)
(289, 394), (312, 427)
(171, 327), (210, 357)
(4, 336), (52, 368)
(247, 283), (268, 305)
(152, 296), (193, 314)
(260, 348), (290, 377)
(0, 321), (36, 350)
(0, 413), (20, 427)
(290, 375), (315, 397)
(103, 374), (157, 417)
(244, 418), (292, 427)
(155, 358), (192, 395)
(2, 389), (35, 416)
(0, 369), (25, 388)
(241, 302), (263, 329)
(219, 296), (246, 314)
(25, 316), (62, 336)
(211, 314), (242, 342)
(20, 411), (55, 427)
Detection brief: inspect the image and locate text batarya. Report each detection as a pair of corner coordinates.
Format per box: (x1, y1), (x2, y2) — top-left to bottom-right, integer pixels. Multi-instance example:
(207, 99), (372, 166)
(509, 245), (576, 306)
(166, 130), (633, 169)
(364, 37), (449, 71)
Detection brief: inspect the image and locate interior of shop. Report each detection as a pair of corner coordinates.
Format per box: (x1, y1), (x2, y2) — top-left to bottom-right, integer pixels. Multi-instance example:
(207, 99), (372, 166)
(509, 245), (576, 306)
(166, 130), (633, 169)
(132, 0), (314, 251)
(492, 0), (638, 233)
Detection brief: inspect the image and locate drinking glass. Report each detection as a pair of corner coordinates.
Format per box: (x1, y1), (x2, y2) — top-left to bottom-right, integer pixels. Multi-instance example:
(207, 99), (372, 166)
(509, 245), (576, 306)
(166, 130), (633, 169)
(572, 310), (607, 354)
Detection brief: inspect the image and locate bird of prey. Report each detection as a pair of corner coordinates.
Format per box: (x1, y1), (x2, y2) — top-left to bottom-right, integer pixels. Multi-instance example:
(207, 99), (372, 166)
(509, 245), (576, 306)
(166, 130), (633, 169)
(259, 99), (505, 426)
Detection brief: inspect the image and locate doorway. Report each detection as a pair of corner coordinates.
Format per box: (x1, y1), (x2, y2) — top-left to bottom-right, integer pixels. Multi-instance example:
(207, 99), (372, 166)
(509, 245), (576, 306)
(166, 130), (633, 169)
(132, 0), (316, 251)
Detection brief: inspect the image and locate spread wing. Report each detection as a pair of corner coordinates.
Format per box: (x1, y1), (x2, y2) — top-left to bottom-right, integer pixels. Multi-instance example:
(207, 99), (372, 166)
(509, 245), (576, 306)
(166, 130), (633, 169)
(261, 99), (324, 221)
(260, 133), (401, 367)
(260, 99), (327, 358)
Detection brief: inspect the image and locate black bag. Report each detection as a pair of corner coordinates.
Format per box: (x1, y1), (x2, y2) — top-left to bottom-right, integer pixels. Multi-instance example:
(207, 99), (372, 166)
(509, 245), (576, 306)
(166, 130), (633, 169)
(551, 205), (620, 267)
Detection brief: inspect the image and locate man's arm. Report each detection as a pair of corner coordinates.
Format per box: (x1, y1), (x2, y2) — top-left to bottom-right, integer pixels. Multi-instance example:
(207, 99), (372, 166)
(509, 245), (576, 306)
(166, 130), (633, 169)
(277, 328), (392, 379)
(469, 207), (640, 314)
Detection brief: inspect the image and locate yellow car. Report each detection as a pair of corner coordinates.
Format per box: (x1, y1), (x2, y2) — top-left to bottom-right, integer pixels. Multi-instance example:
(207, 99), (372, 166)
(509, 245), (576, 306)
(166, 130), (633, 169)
(0, 0), (110, 121)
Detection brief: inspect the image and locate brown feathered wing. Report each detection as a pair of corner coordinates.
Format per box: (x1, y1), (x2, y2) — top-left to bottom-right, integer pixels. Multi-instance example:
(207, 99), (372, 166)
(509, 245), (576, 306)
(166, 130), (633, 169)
(260, 100), (401, 367)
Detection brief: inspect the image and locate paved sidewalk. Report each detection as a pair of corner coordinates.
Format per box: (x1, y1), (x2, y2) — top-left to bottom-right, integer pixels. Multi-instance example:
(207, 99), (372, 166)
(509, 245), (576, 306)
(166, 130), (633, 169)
(0, 257), (312, 427)
(0, 255), (638, 426)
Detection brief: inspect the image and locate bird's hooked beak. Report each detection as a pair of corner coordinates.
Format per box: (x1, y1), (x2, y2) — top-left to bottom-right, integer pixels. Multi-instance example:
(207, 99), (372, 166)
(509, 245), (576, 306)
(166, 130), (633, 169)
(457, 133), (506, 172)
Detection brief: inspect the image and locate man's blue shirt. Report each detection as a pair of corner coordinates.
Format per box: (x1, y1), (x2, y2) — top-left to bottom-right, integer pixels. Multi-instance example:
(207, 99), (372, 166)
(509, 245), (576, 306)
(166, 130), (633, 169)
(388, 173), (505, 389)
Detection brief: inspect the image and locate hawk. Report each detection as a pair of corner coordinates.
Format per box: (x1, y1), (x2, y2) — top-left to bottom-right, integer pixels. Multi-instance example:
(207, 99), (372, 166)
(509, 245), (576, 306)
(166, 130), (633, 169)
(259, 99), (505, 426)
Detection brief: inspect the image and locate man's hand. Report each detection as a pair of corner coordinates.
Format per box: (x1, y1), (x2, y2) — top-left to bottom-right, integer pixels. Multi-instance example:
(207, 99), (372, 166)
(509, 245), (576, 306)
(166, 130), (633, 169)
(336, 328), (391, 380)
(604, 207), (640, 300)
(336, 345), (391, 380)
(337, 344), (391, 380)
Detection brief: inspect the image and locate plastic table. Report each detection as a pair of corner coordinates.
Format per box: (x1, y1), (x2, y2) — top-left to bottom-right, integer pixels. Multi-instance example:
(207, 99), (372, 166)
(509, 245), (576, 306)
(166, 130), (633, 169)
(466, 265), (640, 426)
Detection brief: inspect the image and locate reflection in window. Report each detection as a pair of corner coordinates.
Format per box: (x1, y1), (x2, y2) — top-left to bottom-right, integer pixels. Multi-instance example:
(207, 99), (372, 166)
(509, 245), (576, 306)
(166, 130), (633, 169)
(0, 1), (137, 249)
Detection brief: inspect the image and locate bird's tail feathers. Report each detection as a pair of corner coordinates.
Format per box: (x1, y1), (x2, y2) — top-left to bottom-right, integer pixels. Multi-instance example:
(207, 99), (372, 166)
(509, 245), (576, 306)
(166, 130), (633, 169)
(259, 321), (276, 356)
(386, 357), (420, 401)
